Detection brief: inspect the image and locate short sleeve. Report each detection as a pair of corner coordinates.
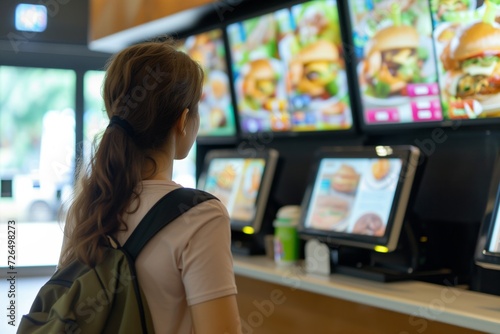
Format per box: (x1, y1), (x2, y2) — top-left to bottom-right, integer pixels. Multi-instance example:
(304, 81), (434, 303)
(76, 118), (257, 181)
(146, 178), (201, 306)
(180, 200), (237, 306)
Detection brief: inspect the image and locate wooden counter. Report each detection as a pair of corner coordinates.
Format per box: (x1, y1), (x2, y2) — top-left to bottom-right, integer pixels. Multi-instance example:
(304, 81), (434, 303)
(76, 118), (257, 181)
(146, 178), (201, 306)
(233, 256), (500, 334)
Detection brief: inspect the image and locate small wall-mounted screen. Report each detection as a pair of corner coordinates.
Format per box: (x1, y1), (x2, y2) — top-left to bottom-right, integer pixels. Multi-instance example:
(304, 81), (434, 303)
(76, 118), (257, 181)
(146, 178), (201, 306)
(15, 4), (47, 33)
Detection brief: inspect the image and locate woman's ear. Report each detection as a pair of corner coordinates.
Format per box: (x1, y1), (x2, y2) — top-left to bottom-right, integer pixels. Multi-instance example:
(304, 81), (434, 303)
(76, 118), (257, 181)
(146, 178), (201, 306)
(176, 108), (190, 135)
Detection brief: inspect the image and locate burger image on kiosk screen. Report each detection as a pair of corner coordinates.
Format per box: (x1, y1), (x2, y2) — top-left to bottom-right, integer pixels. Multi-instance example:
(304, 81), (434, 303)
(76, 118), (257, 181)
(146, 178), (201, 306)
(443, 22), (500, 111)
(363, 25), (422, 98)
(331, 164), (360, 194)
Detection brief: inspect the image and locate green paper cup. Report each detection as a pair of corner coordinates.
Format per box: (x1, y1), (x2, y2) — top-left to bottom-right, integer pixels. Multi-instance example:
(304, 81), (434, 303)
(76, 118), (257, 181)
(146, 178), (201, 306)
(273, 206), (301, 266)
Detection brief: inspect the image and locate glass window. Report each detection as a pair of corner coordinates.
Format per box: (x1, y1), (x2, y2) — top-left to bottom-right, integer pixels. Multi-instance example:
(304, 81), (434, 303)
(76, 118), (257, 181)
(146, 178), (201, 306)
(83, 70), (197, 188)
(0, 66), (76, 267)
(173, 145), (197, 188)
(83, 70), (107, 163)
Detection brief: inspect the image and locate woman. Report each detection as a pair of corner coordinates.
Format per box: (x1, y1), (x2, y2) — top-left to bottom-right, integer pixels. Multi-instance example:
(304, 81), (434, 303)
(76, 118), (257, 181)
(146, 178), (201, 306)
(59, 39), (242, 334)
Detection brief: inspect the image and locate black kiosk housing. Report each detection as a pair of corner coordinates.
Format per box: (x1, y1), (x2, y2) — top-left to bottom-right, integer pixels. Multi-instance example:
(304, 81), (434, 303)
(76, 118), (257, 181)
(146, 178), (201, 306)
(298, 145), (452, 282)
(197, 148), (280, 255)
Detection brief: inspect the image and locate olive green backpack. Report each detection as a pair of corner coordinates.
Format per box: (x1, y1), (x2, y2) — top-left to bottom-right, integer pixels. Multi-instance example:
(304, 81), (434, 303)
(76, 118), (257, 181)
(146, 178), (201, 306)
(17, 188), (216, 334)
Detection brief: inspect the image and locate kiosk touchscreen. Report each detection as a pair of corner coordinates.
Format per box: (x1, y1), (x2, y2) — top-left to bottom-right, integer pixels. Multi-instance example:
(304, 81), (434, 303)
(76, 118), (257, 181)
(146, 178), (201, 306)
(298, 145), (435, 281)
(300, 146), (420, 252)
(198, 149), (279, 235)
(475, 162), (500, 270)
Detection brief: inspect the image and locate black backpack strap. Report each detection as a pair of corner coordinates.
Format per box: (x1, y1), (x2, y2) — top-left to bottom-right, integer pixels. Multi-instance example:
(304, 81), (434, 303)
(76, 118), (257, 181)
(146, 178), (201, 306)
(123, 187), (217, 261)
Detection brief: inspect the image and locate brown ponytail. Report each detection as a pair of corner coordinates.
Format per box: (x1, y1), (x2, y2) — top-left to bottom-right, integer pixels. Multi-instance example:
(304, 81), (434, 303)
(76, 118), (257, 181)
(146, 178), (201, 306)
(60, 39), (204, 267)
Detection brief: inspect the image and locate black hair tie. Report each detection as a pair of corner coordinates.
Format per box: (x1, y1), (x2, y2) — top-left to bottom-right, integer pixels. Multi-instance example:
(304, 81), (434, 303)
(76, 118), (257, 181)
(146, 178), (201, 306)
(108, 115), (135, 137)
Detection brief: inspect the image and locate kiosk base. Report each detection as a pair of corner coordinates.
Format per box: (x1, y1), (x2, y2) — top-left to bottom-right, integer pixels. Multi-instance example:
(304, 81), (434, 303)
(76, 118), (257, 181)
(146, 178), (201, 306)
(304, 238), (453, 284)
(231, 232), (267, 256)
(231, 241), (265, 256)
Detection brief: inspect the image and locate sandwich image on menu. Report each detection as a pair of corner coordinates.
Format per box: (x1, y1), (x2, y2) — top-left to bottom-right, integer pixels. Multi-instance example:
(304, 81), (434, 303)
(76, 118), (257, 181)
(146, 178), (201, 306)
(349, 1), (441, 124)
(434, 0), (500, 119)
(307, 163), (361, 231)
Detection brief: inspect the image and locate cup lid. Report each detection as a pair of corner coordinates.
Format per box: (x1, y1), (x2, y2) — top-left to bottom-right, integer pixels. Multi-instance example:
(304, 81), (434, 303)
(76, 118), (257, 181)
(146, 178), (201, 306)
(273, 205), (301, 227)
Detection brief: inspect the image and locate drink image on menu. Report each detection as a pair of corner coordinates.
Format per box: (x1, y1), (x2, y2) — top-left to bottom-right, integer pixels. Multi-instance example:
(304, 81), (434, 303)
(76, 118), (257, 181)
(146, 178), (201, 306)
(275, 0), (353, 131)
(349, 1), (441, 124)
(433, 0), (500, 119)
(177, 30), (236, 136)
(227, 14), (290, 133)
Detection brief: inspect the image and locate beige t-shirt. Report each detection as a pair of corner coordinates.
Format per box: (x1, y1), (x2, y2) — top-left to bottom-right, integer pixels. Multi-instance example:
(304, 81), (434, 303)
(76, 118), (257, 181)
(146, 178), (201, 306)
(115, 180), (237, 333)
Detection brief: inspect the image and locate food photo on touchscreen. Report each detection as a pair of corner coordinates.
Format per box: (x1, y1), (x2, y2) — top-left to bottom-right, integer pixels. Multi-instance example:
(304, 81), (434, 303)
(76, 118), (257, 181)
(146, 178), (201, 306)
(6, 220), (17, 327)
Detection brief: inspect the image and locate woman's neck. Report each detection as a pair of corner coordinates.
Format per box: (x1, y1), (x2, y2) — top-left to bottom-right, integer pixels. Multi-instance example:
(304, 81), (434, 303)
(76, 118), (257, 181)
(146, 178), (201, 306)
(141, 148), (174, 181)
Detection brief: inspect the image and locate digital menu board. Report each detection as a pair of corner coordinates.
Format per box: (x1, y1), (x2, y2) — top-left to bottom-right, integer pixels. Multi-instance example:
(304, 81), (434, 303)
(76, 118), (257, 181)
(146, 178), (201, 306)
(348, 0), (442, 125)
(431, 0), (500, 120)
(227, 0), (353, 133)
(177, 29), (237, 137)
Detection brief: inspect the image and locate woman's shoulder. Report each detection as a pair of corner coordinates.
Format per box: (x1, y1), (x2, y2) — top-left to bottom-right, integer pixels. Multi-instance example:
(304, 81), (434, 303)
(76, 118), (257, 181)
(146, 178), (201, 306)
(140, 184), (230, 225)
(181, 191), (230, 222)
(162, 189), (230, 246)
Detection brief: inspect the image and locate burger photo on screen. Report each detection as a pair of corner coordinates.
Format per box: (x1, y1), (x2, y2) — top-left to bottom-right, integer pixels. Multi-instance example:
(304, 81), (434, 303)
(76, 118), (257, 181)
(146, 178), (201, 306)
(362, 25), (428, 98)
(331, 164), (360, 194)
(290, 40), (340, 99)
(242, 59), (280, 110)
(442, 21), (500, 118)
(310, 195), (351, 231)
